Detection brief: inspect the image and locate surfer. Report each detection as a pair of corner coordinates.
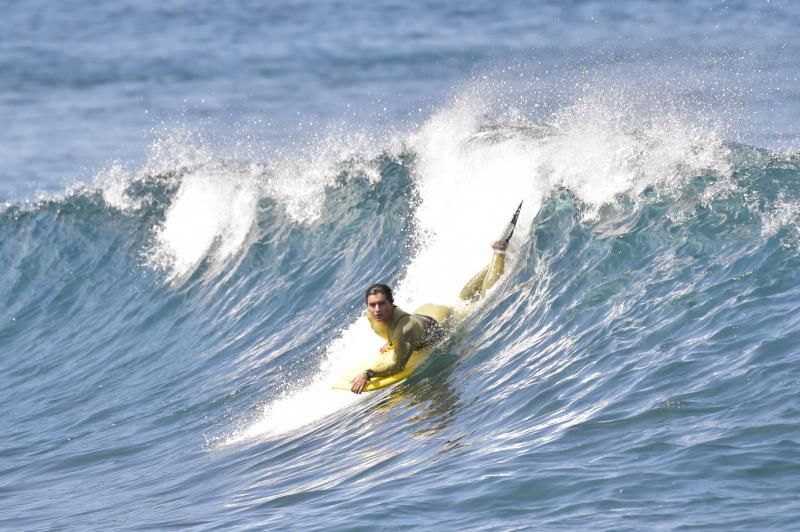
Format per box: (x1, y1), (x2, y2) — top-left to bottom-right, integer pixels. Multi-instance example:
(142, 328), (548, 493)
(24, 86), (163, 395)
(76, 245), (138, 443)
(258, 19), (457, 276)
(350, 202), (522, 394)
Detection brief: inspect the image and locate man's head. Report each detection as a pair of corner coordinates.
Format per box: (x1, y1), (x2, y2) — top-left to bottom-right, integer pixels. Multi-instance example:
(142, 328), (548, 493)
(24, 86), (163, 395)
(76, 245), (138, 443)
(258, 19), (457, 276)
(365, 283), (394, 323)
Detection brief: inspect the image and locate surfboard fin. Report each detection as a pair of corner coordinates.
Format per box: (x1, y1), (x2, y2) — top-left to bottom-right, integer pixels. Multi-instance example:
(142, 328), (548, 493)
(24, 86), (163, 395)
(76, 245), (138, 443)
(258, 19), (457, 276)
(497, 200), (523, 247)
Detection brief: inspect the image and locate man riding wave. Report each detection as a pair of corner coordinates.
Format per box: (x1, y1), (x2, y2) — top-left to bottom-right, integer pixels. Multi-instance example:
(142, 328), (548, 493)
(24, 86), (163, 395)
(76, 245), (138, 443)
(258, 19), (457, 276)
(349, 215), (517, 394)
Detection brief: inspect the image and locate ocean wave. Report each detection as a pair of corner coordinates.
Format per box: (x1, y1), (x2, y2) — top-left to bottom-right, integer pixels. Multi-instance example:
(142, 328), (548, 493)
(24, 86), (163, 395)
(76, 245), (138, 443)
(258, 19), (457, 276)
(3, 86), (800, 529)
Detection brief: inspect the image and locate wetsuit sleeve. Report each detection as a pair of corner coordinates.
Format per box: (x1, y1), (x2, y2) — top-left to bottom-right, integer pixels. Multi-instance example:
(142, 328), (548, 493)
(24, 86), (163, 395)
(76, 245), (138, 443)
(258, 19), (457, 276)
(368, 317), (421, 377)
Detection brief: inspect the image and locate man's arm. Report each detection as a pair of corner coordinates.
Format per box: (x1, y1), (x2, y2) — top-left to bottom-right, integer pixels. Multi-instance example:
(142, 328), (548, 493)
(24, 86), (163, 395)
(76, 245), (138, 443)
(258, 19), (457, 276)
(350, 317), (419, 394)
(366, 337), (414, 378)
(350, 341), (412, 394)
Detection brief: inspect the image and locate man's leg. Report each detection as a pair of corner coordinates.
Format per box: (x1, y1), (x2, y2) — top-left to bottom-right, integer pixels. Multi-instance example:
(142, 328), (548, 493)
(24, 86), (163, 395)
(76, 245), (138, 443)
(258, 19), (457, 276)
(459, 246), (506, 301)
(414, 303), (454, 324)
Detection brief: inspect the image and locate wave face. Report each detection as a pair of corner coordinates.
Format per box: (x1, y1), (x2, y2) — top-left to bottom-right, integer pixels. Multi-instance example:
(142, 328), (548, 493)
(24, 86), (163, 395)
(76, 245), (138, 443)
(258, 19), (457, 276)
(3, 84), (800, 529)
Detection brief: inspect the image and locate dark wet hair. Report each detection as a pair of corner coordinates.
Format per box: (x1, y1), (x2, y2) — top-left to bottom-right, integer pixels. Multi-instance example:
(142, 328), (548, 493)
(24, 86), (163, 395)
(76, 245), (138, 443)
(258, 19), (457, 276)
(365, 283), (394, 303)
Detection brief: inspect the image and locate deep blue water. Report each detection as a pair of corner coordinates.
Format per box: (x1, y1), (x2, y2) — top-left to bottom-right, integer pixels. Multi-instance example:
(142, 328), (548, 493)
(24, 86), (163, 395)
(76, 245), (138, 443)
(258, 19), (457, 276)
(3, 1), (800, 529)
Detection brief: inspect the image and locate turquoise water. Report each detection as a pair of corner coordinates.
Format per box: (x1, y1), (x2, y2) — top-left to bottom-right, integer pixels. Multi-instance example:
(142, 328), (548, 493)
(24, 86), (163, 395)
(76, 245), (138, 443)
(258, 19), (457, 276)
(3, 1), (800, 529)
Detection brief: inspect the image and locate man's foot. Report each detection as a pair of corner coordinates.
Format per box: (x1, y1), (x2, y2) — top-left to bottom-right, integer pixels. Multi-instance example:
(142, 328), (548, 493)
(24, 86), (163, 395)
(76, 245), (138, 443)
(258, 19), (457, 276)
(491, 240), (508, 252)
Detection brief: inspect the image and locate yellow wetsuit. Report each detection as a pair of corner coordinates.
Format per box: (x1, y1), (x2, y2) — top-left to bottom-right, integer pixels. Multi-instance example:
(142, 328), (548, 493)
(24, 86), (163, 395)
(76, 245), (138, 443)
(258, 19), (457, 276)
(365, 250), (506, 377)
(458, 250), (506, 302)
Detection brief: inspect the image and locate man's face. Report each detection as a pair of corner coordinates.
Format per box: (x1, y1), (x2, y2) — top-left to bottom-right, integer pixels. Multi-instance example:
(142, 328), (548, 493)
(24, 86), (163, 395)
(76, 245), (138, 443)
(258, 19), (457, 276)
(366, 293), (393, 323)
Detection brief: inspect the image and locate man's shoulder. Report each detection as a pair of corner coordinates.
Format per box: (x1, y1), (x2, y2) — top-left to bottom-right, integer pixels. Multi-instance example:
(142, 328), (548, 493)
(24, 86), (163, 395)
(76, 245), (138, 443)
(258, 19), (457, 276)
(393, 312), (426, 339)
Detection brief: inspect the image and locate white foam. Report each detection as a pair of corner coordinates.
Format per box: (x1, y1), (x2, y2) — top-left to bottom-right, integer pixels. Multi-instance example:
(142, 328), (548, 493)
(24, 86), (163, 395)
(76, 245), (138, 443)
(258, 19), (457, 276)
(147, 165), (258, 283)
(400, 98), (542, 307)
(261, 129), (385, 223)
(222, 317), (379, 443)
(545, 95), (731, 212)
(762, 194), (800, 240)
(97, 162), (139, 212)
(147, 126), (393, 281)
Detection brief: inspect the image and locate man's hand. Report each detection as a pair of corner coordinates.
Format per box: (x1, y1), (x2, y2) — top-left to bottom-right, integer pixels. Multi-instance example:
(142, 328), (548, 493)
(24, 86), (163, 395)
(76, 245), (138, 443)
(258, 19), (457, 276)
(351, 371), (369, 394)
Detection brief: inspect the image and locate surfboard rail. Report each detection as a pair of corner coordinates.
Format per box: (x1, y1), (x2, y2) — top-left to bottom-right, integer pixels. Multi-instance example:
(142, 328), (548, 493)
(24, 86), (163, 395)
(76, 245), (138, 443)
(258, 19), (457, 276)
(331, 346), (432, 392)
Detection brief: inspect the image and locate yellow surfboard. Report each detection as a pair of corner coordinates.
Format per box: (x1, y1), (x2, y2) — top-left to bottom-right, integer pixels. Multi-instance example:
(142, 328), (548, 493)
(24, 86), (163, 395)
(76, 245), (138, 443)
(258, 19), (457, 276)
(331, 346), (433, 392)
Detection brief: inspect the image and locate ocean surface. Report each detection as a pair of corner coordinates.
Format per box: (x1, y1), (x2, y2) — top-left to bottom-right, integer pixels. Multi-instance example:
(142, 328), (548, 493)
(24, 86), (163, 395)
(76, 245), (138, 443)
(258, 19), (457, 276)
(3, 0), (800, 529)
